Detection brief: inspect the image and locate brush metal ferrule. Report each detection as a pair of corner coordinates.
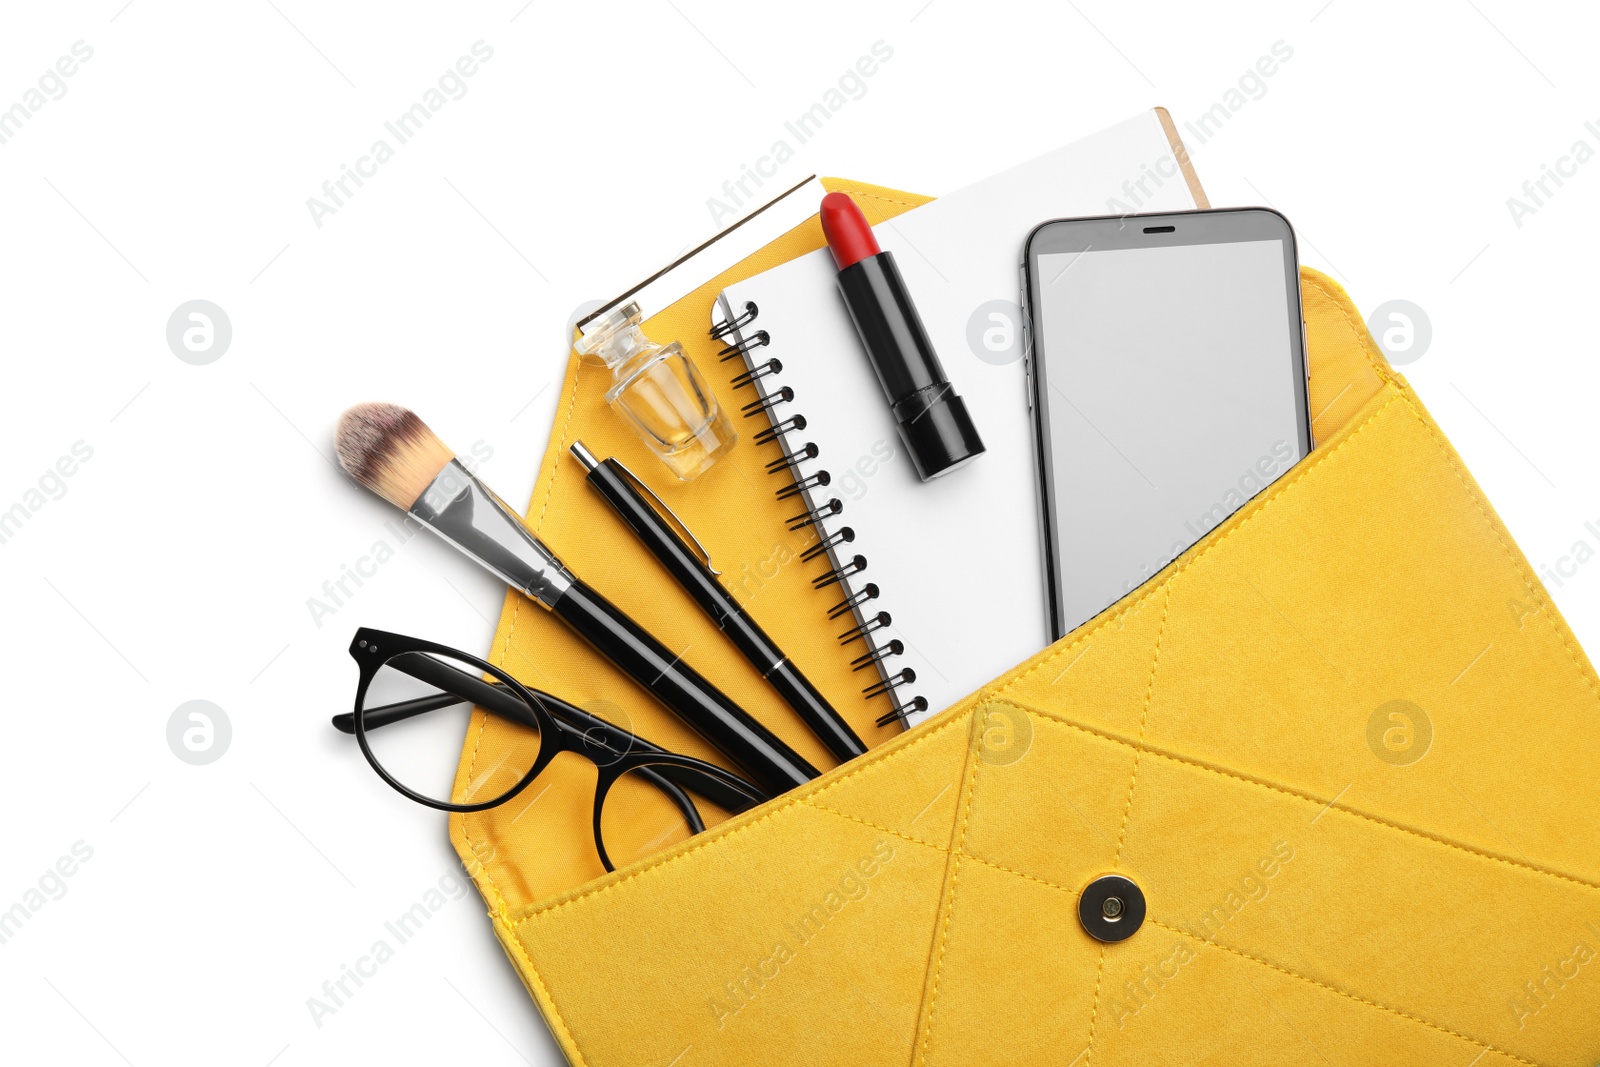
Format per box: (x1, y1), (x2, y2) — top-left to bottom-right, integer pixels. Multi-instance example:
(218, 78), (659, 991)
(408, 459), (574, 607)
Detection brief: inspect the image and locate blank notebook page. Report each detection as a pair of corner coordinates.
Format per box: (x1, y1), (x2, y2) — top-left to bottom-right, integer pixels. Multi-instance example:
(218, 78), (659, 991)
(718, 111), (1201, 725)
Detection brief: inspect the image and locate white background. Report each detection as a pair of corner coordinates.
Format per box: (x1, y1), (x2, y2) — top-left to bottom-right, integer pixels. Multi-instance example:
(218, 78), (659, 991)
(1, 2), (1595, 1064)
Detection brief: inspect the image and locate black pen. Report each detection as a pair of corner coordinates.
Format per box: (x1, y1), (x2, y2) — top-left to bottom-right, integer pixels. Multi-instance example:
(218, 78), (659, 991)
(571, 441), (868, 764)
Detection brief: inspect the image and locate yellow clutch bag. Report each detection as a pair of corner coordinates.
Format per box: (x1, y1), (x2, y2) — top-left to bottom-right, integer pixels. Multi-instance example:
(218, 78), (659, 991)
(452, 180), (1600, 1066)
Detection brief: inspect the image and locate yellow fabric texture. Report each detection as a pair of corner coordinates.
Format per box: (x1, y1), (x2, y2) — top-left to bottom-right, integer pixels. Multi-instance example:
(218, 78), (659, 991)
(453, 182), (1600, 1066)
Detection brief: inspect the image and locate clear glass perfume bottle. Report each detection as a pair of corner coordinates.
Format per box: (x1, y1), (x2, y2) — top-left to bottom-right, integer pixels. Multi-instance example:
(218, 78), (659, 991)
(574, 301), (736, 481)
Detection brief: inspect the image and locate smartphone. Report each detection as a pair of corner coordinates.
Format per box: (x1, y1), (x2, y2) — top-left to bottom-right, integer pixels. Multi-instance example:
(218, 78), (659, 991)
(1022, 208), (1312, 640)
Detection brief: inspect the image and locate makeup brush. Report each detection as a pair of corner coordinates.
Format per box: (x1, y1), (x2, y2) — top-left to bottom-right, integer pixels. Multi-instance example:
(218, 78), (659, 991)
(334, 403), (819, 795)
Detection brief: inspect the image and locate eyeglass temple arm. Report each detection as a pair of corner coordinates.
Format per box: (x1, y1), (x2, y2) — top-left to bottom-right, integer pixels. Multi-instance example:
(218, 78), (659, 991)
(332, 662), (542, 734)
(333, 655), (765, 814)
(334, 658), (638, 755)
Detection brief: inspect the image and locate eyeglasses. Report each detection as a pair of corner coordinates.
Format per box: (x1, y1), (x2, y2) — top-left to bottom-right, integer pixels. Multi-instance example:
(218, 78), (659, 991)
(338, 627), (769, 872)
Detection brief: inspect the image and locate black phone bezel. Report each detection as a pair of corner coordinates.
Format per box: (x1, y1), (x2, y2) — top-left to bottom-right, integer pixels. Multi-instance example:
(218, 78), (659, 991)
(1020, 207), (1313, 641)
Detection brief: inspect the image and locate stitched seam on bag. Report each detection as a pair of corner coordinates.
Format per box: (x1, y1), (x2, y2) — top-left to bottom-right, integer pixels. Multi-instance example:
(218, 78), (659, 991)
(1311, 274), (1596, 706)
(1087, 583), (1173, 1066)
(459, 715), (498, 909)
(508, 792), (954, 1067)
(996, 390), (1403, 700)
(801, 803), (1552, 1067)
(987, 304), (1597, 885)
(1080, 945), (1110, 1062)
(791, 804), (1555, 1067)
(804, 798), (957, 853)
(1111, 582), (1171, 867)
(799, 801), (956, 856)
(993, 697), (1600, 892)
(990, 267), (1405, 707)
(802, 712), (970, 806)
(1394, 389), (1600, 707)
(798, 801), (1098, 899)
(913, 715), (984, 1067)
(506, 779), (1555, 1067)
(458, 358), (587, 926)
(848, 189), (926, 212)
(1145, 918), (1548, 1067)
(500, 922), (594, 1067)
(475, 312), (587, 1067)
(512, 714), (974, 923)
(1303, 271), (1396, 387)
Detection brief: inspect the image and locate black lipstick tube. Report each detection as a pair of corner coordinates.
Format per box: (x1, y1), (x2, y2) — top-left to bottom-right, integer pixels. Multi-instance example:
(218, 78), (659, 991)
(835, 253), (986, 480)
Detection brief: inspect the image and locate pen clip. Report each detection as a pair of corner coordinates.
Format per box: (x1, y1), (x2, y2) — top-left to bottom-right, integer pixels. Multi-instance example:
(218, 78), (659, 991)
(613, 460), (721, 577)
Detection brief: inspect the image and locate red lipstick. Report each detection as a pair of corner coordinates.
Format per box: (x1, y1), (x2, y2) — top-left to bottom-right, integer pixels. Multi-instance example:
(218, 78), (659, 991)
(820, 192), (881, 269)
(819, 192), (985, 481)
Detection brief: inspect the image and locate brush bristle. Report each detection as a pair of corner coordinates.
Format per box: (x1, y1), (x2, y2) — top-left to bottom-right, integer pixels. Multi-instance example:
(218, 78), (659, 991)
(335, 402), (455, 510)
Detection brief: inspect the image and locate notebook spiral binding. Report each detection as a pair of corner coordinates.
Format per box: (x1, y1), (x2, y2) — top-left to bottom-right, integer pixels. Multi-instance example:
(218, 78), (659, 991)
(712, 297), (926, 728)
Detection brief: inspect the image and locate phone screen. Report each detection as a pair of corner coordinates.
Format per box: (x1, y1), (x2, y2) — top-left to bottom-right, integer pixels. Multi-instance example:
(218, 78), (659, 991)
(1027, 210), (1310, 638)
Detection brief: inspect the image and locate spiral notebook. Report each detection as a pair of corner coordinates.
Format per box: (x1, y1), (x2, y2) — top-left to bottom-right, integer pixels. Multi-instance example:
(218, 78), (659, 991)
(712, 110), (1207, 727)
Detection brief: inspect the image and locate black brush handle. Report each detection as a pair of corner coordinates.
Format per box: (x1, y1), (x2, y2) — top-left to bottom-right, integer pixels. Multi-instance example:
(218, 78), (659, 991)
(551, 578), (819, 795)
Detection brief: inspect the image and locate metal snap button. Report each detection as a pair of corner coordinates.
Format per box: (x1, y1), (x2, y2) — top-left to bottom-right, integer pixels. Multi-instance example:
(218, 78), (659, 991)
(1079, 874), (1145, 943)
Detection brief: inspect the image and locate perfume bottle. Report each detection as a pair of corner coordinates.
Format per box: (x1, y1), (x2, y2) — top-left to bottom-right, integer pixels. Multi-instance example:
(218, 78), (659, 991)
(574, 302), (736, 481)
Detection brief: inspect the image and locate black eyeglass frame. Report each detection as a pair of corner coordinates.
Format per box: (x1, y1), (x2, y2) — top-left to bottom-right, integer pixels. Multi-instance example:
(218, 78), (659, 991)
(346, 627), (770, 871)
